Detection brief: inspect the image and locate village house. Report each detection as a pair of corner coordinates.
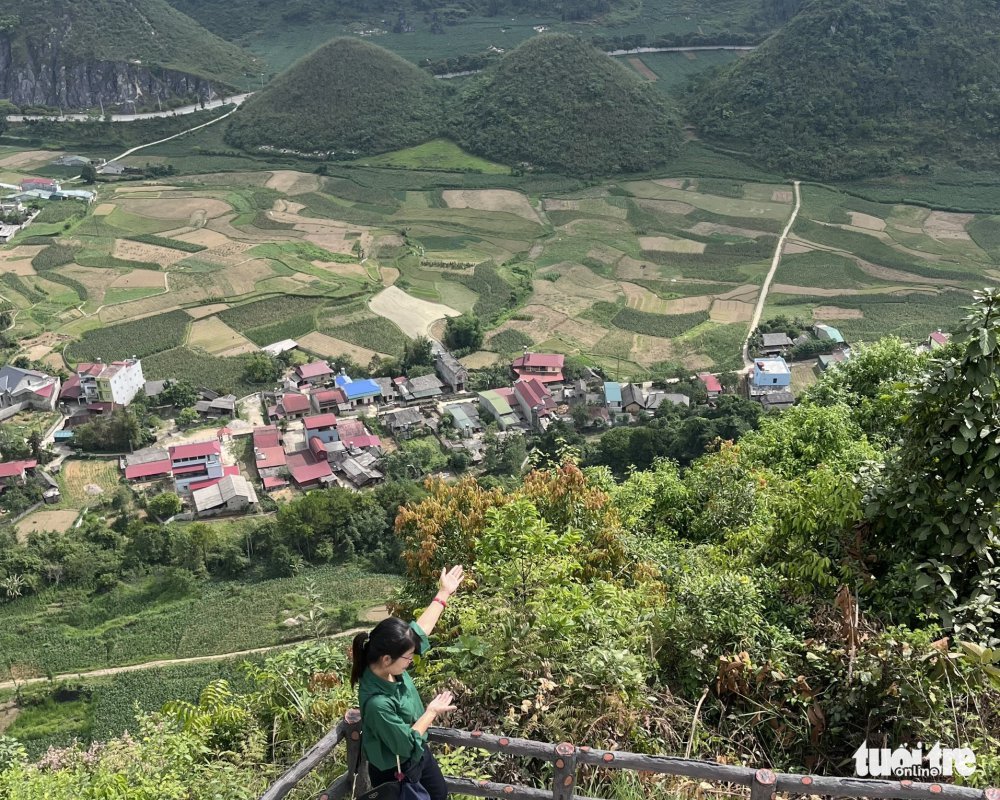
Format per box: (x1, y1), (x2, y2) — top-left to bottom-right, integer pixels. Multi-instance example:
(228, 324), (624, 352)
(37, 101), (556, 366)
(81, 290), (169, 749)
(751, 358), (792, 389)
(122, 447), (173, 482)
(287, 448), (335, 489)
(62, 358), (145, 409)
(20, 177), (59, 193)
(512, 352), (565, 383)
(647, 391), (690, 411)
(268, 392), (311, 421)
(621, 384), (647, 415)
(252, 426), (288, 489)
(0, 365), (60, 421)
(603, 382), (623, 414)
(303, 413), (338, 444)
(169, 439), (225, 493)
(760, 332), (794, 356)
(0, 459), (38, 489)
(98, 162), (125, 176)
(339, 456), (383, 488)
(444, 403), (483, 438)
(814, 324), (846, 345)
(760, 391), (795, 412)
(194, 394), (236, 418)
(514, 377), (554, 432)
(478, 389), (519, 430)
(335, 418), (382, 451)
(295, 360), (334, 386)
(396, 373), (444, 405)
(698, 373), (722, 400)
(53, 154), (92, 167)
(334, 374), (382, 408)
(192, 474), (258, 517)
(380, 406), (426, 440)
(311, 388), (347, 415)
(817, 350), (851, 371)
(928, 330), (950, 350)
(435, 350), (468, 393)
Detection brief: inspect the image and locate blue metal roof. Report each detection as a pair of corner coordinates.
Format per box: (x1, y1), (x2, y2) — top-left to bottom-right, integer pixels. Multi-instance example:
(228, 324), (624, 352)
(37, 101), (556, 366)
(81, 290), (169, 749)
(335, 374), (381, 400)
(603, 382), (622, 403)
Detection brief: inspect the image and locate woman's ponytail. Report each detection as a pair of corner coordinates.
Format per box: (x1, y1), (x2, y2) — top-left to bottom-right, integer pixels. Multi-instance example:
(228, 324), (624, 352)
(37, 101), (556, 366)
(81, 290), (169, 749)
(350, 631), (370, 687)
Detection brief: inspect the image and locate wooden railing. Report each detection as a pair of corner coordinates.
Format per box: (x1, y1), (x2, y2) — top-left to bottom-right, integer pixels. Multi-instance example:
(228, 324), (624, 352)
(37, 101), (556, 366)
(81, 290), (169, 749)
(260, 709), (999, 800)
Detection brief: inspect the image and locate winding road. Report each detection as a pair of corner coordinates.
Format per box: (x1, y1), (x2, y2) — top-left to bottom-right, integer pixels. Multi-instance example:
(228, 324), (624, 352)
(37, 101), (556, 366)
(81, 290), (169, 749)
(6, 93), (253, 124)
(742, 180), (802, 369)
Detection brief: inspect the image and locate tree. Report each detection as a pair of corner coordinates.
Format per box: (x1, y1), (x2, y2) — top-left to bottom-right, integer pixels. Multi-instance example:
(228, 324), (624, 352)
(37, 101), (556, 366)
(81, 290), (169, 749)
(871, 289), (1000, 641)
(402, 336), (434, 372)
(177, 407), (200, 427)
(244, 352), (281, 384)
(148, 492), (183, 521)
(443, 315), (483, 352)
(482, 430), (527, 476)
(163, 379), (198, 409)
(81, 164), (97, 184)
(74, 409), (148, 452)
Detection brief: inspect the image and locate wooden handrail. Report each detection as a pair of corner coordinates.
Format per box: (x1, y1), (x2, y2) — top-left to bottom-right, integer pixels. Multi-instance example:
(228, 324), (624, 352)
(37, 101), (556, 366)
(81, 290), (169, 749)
(261, 709), (999, 800)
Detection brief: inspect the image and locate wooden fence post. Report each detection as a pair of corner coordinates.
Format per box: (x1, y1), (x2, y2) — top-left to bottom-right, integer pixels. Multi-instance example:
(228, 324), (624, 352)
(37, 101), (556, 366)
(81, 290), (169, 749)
(751, 769), (776, 800)
(341, 708), (366, 799)
(552, 742), (578, 800)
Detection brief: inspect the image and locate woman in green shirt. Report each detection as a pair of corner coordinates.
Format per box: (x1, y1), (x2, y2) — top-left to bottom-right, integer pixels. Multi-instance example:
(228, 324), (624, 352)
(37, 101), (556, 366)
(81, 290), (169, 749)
(351, 565), (464, 800)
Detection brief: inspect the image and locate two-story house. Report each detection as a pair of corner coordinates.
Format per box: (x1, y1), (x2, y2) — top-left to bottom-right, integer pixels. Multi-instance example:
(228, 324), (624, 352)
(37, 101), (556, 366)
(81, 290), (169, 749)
(435, 350), (468, 393)
(514, 377), (554, 431)
(169, 439), (225, 493)
(72, 359), (145, 408)
(512, 352), (565, 384)
(0, 365), (60, 421)
(303, 413), (339, 444)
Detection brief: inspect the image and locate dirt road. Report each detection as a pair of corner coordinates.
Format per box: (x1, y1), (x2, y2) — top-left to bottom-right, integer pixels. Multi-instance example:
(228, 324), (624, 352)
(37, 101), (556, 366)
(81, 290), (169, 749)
(742, 180), (801, 369)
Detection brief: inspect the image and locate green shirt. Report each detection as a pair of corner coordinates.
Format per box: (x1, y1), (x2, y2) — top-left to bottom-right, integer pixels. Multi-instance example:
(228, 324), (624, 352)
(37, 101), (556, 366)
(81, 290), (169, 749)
(358, 620), (432, 772)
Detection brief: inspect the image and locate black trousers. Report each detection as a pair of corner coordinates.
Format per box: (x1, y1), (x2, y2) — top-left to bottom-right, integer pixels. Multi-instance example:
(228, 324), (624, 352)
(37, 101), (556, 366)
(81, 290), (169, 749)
(368, 748), (448, 800)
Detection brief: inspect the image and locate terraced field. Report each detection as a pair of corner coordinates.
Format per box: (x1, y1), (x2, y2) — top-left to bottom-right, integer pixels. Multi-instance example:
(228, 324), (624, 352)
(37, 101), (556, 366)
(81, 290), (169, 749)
(5, 163), (995, 383)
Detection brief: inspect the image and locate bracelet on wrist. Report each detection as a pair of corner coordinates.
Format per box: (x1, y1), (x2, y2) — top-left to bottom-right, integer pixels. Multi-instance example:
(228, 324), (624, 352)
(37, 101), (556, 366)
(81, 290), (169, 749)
(432, 596), (447, 608)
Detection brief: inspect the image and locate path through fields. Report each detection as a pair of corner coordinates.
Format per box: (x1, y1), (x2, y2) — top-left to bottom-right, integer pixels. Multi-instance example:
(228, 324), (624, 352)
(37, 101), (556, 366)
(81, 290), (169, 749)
(0, 625), (368, 691)
(742, 180), (801, 370)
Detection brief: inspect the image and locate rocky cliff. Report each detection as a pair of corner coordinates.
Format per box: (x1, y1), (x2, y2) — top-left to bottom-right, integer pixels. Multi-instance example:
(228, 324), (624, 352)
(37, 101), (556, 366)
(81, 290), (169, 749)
(0, 36), (223, 110)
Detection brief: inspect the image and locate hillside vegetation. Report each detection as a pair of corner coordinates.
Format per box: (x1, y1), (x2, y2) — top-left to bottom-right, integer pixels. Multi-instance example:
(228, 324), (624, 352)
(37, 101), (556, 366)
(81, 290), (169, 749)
(0, 0), (256, 86)
(687, 0), (1000, 179)
(224, 38), (442, 156)
(453, 34), (681, 176)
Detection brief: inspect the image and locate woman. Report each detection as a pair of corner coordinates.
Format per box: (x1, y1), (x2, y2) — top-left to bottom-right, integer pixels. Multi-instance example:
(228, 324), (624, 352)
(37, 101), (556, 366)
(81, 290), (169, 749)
(351, 565), (464, 800)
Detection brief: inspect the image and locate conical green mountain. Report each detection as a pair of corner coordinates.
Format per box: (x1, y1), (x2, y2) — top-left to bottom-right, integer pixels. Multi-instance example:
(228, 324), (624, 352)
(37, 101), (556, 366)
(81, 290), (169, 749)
(225, 38), (442, 156)
(452, 34), (681, 176)
(688, 0), (1000, 179)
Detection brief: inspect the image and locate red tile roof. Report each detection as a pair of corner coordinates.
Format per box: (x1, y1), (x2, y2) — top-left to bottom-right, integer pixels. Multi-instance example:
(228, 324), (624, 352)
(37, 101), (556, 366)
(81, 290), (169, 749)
(255, 446), (287, 468)
(34, 383), (55, 398)
(60, 374), (82, 399)
(929, 331), (950, 345)
(313, 388), (346, 405)
(0, 459), (38, 479)
(189, 465), (240, 492)
(296, 361), (333, 379)
(515, 377), (552, 415)
(124, 459), (172, 481)
(169, 440), (221, 460)
(263, 476), (288, 489)
(173, 463), (209, 475)
(76, 363), (105, 377)
(309, 436), (327, 460)
(336, 418), (366, 439)
(280, 393), (311, 413)
(253, 425), (281, 448)
(287, 451), (332, 485)
(698, 373), (722, 393)
(303, 413), (338, 429)
(512, 353), (565, 369)
(344, 434), (381, 450)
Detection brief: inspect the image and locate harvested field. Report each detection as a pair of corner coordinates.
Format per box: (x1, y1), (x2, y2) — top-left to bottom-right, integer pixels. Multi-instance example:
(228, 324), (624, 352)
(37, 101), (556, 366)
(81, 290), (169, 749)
(117, 198), (232, 220)
(441, 190), (541, 223)
(813, 305), (865, 320)
(216, 259), (275, 296)
(615, 256), (660, 281)
(196, 241), (255, 265)
(627, 56), (657, 81)
(543, 199), (580, 212)
(60, 459), (120, 507)
(185, 303), (230, 319)
(586, 244), (625, 264)
(622, 282), (672, 314)
(664, 295), (713, 314)
(654, 178), (686, 189)
(93, 203), (116, 216)
(173, 229), (232, 248)
(59, 265), (118, 301)
(16, 509), (79, 542)
(298, 331), (388, 363)
(113, 239), (187, 267)
(924, 211), (974, 241)
(493, 305), (571, 345)
(639, 236), (706, 254)
(381, 266), (400, 286)
(461, 350), (501, 369)
(368, 286), (460, 339)
(266, 170), (320, 195)
(631, 333), (675, 367)
(310, 258), (368, 280)
(188, 316), (257, 355)
(772, 190), (793, 203)
(0, 247), (42, 275)
(689, 222), (768, 239)
(771, 284), (865, 297)
(110, 271), (165, 289)
(21, 344), (52, 360)
(0, 150), (59, 168)
(554, 317), (606, 349)
(783, 241), (813, 255)
(114, 185), (182, 193)
(633, 198), (696, 216)
(717, 284), (760, 302)
(848, 212), (886, 231)
(711, 299), (753, 322)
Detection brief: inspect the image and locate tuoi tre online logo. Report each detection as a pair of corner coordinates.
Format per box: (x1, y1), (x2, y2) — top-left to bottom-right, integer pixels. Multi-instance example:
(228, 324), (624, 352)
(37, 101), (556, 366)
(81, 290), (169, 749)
(853, 741), (976, 778)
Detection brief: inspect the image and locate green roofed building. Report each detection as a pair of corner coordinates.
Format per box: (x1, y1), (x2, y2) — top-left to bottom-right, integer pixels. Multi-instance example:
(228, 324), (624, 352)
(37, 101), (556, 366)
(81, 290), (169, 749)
(814, 324), (845, 344)
(478, 390), (519, 430)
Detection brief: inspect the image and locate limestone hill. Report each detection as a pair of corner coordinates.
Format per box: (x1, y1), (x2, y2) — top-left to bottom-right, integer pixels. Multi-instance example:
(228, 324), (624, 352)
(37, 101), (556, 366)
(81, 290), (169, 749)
(224, 38), (442, 157)
(451, 34), (681, 176)
(687, 0), (1000, 179)
(0, 0), (256, 110)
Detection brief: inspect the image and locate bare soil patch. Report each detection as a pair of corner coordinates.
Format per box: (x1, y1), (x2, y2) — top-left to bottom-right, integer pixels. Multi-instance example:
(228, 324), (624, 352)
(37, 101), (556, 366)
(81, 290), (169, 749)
(93, 203), (116, 216)
(0, 246), (44, 275)
(368, 286), (460, 339)
(640, 236), (706, 254)
(266, 170), (321, 195)
(117, 197), (232, 220)
(848, 212), (886, 231)
(711, 299), (753, 322)
(813, 305), (865, 320)
(110, 271), (165, 289)
(0, 150), (60, 168)
(630, 333), (674, 367)
(217, 259), (275, 296)
(441, 190), (541, 223)
(555, 317), (606, 349)
(924, 211), (974, 241)
(380, 266), (400, 286)
(493, 305), (570, 345)
(689, 222), (768, 239)
(614, 255), (658, 281)
(542, 199), (580, 212)
(665, 295), (713, 314)
(783, 241), (813, 255)
(461, 350), (502, 368)
(188, 316), (256, 355)
(298, 331), (388, 363)
(627, 56), (658, 80)
(174, 229), (232, 248)
(772, 190), (793, 203)
(654, 178), (686, 189)
(186, 303), (230, 319)
(21, 344), (52, 360)
(113, 238), (188, 267)
(717, 284), (760, 302)
(16, 509), (79, 542)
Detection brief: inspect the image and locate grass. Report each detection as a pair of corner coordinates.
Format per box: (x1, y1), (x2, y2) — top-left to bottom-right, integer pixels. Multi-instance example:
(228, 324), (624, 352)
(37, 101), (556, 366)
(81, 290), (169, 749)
(773, 251), (878, 290)
(359, 139), (509, 174)
(0, 563), (400, 679)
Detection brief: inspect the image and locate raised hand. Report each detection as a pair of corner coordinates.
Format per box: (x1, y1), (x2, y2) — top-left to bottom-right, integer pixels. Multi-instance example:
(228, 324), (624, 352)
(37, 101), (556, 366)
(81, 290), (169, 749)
(437, 565), (464, 598)
(426, 690), (456, 716)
